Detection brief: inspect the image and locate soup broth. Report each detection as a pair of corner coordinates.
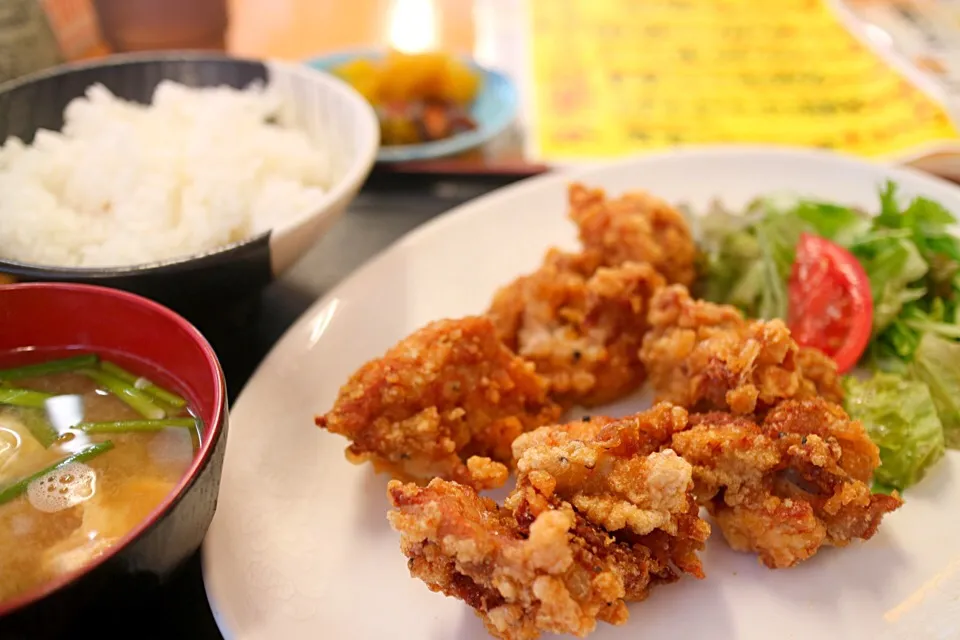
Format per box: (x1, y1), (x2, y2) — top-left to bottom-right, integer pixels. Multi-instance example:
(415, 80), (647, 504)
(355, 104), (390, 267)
(0, 353), (200, 603)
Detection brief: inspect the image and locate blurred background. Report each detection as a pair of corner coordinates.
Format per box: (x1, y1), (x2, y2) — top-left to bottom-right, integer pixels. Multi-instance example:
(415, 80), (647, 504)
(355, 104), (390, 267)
(9, 0), (960, 181)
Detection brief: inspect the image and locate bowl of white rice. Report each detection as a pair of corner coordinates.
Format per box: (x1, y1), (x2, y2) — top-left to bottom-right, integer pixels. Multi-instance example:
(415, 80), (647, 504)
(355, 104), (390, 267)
(0, 52), (379, 312)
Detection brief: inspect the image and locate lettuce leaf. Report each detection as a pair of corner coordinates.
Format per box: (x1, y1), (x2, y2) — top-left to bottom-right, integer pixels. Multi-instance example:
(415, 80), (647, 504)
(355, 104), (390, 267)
(698, 182), (960, 489)
(875, 181), (958, 236)
(902, 299), (960, 340)
(849, 231), (928, 333)
(903, 195), (957, 230)
(876, 180), (901, 227)
(697, 199), (807, 319)
(872, 297), (960, 370)
(909, 333), (960, 447)
(843, 373), (945, 489)
(793, 200), (871, 247)
(751, 212), (799, 319)
(871, 182), (959, 311)
(697, 206), (761, 307)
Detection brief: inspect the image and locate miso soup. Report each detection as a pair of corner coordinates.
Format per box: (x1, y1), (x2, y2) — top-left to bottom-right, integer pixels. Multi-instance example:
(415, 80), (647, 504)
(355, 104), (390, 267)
(0, 352), (200, 603)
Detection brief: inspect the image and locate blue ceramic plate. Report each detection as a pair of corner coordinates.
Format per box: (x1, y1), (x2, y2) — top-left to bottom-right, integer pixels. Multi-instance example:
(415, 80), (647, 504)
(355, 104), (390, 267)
(306, 50), (519, 163)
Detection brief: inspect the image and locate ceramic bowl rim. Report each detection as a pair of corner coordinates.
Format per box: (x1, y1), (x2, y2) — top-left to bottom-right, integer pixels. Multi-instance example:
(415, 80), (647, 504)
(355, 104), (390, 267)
(0, 51), (379, 276)
(0, 282), (228, 616)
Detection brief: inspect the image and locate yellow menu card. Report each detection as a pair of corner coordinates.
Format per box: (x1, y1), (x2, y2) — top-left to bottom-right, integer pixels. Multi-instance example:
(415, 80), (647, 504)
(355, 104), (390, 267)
(528, 0), (960, 161)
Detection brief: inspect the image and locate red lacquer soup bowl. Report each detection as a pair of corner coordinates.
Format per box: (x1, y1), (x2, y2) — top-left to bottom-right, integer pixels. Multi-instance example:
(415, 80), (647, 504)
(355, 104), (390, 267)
(0, 283), (228, 634)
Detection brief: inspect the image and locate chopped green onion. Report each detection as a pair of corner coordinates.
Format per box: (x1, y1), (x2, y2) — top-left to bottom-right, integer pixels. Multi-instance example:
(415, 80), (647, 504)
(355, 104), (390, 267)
(79, 368), (165, 419)
(17, 407), (59, 448)
(0, 386), (53, 408)
(0, 441), (114, 505)
(76, 418), (196, 434)
(0, 354), (99, 381)
(100, 361), (187, 409)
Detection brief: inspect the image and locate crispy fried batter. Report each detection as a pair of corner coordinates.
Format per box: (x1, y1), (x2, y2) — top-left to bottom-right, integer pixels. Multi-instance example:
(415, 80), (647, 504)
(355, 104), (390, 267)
(389, 479), (627, 640)
(487, 249), (665, 407)
(639, 285), (844, 414)
(670, 398), (902, 568)
(568, 183), (697, 286)
(510, 405), (709, 578)
(510, 407), (692, 530)
(509, 410), (695, 542)
(316, 317), (561, 488)
(796, 345), (844, 403)
(636, 287), (895, 568)
(387, 406), (709, 640)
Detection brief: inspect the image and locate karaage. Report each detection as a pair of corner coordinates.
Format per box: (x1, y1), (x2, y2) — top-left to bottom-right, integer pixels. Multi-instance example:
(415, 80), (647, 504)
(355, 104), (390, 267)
(510, 405), (709, 578)
(387, 405), (709, 640)
(568, 183), (697, 286)
(487, 249), (665, 407)
(316, 316), (561, 489)
(670, 398), (902, 568)
(639, 285), (844, 414)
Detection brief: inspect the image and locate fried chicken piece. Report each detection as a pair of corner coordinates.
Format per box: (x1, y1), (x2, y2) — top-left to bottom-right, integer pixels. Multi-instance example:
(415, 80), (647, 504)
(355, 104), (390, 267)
(316, 317), (561, 488)
(510, 407), (693, 539)
(796, 345), (844, 402)
(639, 285), (844, 414)
(568, 183), (697, 286)
(387, 407), (709, 640)
(670, 398), (902, 569)
(487, 249), (665, 407)
(509, 405), (709, 578)
(389, 479), (628, 640)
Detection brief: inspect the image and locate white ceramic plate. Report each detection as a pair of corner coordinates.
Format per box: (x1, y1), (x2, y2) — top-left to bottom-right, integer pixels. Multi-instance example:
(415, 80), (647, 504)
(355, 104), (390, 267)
(202, 147), (960, 640)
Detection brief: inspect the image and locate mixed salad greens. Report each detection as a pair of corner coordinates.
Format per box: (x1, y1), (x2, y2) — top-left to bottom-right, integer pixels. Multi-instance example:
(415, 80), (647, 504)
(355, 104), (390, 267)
(696, 182), (960, 492)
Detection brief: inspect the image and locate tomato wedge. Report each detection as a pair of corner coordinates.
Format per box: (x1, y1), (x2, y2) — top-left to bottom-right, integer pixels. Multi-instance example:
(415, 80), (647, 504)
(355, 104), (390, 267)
(787, 233), (873, 373)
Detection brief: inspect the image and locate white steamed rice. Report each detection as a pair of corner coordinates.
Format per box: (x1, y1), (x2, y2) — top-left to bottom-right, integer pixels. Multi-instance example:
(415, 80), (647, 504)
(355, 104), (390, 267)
(0, 80), (330, 268)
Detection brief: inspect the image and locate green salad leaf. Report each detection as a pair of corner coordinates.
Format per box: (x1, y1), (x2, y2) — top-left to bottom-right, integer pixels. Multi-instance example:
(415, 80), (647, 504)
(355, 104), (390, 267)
(871, 294), (960, 371)
(843, 373), (945, 490)
(793, 200), (871, 246)
(697, 206), (760, 309)
(902, 298), (960, 340)
(909, 333), (960, 447)
(697, 198), (807, 319)
(848, 231), (928, 333)
(903, 195), (957, 234)
(876, 180), (901, 226)
(697, 180), (960, 490)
